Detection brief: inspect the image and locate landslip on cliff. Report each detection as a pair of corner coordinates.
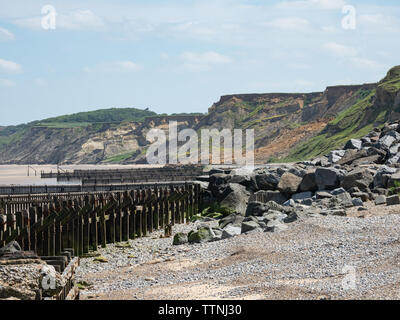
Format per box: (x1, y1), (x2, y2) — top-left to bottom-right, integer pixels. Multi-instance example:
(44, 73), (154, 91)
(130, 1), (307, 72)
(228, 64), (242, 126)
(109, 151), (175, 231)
(0, 66), (399, 165)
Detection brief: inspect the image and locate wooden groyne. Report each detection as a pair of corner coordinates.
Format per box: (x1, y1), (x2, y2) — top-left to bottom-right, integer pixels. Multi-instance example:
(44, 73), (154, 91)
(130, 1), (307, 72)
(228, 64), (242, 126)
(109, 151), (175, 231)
(0, 183), (201, 258)
(0, 182), (192, 196)
(40, 166), (205, 183)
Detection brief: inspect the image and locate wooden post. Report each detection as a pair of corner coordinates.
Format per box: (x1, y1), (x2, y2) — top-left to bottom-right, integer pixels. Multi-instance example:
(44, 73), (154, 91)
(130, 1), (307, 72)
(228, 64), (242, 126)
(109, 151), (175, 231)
(36, 206), (43, 256)
(29, 207), (37, 253)
(147, 189), (153, 234)
(82, 195), (91, 254)
(99, 195), (107, 249)
(91, 196), (99, 251)
(128, 191), (136, 239)
(142, 189), (147, 237)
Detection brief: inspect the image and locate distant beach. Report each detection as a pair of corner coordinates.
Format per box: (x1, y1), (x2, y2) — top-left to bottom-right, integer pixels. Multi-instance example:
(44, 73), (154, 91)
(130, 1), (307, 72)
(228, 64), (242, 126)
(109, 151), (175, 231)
(0, 164), (162, 186)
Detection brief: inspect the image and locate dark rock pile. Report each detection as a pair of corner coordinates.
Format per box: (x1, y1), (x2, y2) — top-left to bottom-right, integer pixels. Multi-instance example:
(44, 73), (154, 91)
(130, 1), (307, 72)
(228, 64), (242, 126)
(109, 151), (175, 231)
(175, 121), (400, 245)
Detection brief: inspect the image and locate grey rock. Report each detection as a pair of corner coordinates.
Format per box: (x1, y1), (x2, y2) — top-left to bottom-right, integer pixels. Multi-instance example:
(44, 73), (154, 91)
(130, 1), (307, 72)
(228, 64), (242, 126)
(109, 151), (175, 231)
(331, 188), (347, 196)
(0, 241), (21, 256)
(245, 201), (268, 217)
(241, 221), (261, 234)
(283, 199), (296, 207)
(341, 168), (374, 192)
(173, 233), (188, 246)
(328, 150), (346, 163)
(379, 134), (397, 148)
(351, 192), (370, 202)
(316, 191), (333, 199)
(249, 190), (288, 205)
(335, 192), (354, 207)
(220, 183), (250, 215)
(188, 227), (214, 244)
(344, 139), (362, 150)
(315, 168), (343, 190)
(299, 172), (317, 192)
(375, 195), (386, 205)
(219, 214), (245, 229)
(221, 225), (242, 239)
(265, 220), (288, 233)
(277, 172), (302, 194)
(352, 198), (364, 207)
(255, 172), (280, 190)
(386, 195), (400, 206)
(283, 212), (299, 223)
(263, 210), (287, 222)
(292, 192), (313, 201)
(301, 198), (313, 206)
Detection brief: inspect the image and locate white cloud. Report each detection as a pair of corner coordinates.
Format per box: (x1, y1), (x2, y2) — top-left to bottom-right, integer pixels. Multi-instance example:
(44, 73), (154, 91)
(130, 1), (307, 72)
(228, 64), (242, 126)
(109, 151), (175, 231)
(84, 61), (141, 73)
(277, 0), (347, 10)
(350, 57), (383, 69)
(0, 58), (23, 74)
(323, 42), (383, 70)
(0, 79), (16, 87)
(59, 10), (104, 30)
(267, 17), (310, 31)
(15, 9), (105, 31)
(181, 51), (232, 72)
(0, 27), (15, 41)
(323, 42), (358, 57)
(34, 78), (47, 87)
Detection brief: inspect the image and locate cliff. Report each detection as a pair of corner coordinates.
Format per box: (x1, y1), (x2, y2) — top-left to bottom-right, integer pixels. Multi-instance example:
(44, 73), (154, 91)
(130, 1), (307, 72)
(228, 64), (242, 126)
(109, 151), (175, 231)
(0, 66), (399, 165)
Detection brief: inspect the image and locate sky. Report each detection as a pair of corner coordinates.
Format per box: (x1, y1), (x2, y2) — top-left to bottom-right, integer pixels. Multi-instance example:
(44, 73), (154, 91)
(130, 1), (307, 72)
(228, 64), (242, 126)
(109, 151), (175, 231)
(0, 0), (399, 126)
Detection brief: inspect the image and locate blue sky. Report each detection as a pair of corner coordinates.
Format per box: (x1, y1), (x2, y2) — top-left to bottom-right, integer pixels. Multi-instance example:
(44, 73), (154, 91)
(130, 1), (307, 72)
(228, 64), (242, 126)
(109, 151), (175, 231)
(0, 0), (399, 126)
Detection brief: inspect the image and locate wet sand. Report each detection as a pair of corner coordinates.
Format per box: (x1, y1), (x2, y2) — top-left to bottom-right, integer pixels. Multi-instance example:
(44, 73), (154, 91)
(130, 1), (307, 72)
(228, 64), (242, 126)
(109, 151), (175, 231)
(0, 164), (162, 186)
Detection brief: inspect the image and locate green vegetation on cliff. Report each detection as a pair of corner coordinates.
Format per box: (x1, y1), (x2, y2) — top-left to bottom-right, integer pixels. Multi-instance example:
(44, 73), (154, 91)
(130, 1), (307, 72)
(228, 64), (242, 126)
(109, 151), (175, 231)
(285, 66), (400, 162)
(33, 107), (157, 128)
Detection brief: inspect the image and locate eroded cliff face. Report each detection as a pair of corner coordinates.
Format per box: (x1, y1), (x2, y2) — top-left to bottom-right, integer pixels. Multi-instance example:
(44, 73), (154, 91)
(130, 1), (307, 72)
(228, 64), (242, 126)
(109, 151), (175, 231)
(197, 83), (376, 162)
(1, 66), (399, 165)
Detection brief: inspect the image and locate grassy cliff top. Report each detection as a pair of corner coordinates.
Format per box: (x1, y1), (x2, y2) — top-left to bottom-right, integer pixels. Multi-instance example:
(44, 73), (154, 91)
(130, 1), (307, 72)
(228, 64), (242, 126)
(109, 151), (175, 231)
(378, 65), (400, 93)
(32, 107), (157, 128)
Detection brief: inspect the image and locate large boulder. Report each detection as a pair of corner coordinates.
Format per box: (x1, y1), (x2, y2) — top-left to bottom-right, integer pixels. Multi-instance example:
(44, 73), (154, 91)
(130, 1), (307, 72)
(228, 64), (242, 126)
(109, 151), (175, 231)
(208, 173), (231, 199)
(188, 226), (220, 244)
(229, 168), (258, 191)
(373, 166), (397, 188)
(315, 168), (343, 191)
(0, 241), (21, 256)
(173, 233), (188, 246)
(219, 214), (245, 229)
(387, 195), (400, 206)
(249, 190), (288, 205)
(337, 149), (368, 166)
(328, 150), (346, 163)
(299, 172), (317, 192)
(344, 139), (362, 150)
(277, 172), (302, 194)
(255, 171), (280, 190)
(341, 168), (374, 192)
(241, 220), (261, 234)
(219, 183), (250, 215)
(221, 225), (242, 239)
(388, 172), (400, 188)
(245, 201), (268, 217)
